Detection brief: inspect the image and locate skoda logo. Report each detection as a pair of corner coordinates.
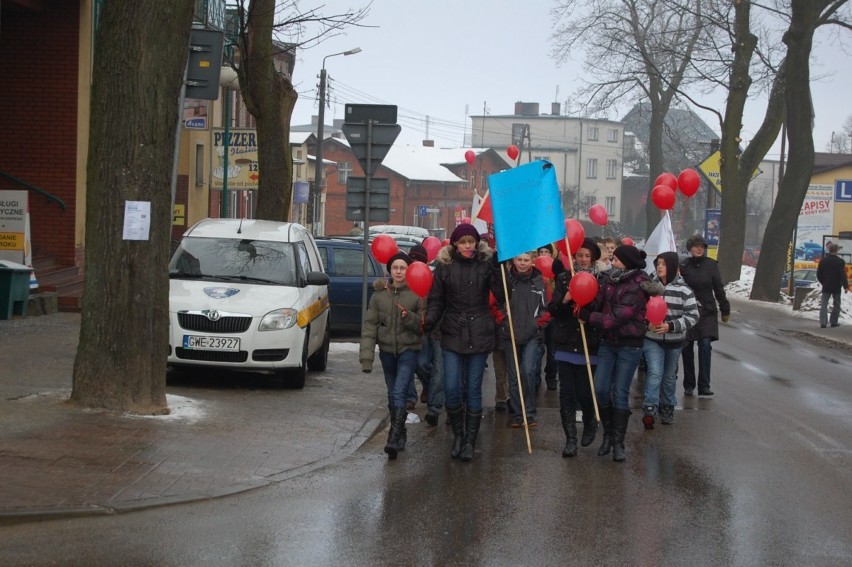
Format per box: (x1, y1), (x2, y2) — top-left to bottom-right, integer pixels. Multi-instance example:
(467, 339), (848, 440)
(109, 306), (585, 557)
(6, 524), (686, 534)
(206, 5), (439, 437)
(205, 310), (221, 322)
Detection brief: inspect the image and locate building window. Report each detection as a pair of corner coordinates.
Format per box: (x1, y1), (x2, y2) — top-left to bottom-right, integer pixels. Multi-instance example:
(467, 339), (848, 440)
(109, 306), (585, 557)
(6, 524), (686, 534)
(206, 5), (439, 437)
(606, 196), (615, 214)
(608, 128), (619, 143)
(586, 158), (598, 179)
(471, 170), (477, 189)
(512, 123), (526, 145)
(606, 159), (618, 179)
(338, 161), (353, 184)
(534, 155), (551, 162)
(587, 126), (598, 141)
(195, 144), (204, 186)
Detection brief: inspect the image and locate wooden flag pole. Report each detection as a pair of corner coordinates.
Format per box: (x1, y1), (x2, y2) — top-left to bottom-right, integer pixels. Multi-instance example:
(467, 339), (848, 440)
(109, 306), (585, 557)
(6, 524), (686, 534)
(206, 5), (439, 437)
(499, 262), (533, 454)
(562, 235), (601, 423)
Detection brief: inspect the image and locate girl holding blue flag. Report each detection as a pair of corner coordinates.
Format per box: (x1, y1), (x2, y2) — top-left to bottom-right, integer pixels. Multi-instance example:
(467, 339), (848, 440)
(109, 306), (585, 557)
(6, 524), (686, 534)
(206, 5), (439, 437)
(424, 223), (502, 462)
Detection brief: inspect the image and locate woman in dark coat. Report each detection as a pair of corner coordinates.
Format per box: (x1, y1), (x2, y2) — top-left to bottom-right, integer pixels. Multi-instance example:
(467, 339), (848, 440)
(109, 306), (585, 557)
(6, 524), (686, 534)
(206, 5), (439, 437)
(679, 235), (730, 396)
(424, 223), (502, 462)
(548, 238), (603, 457)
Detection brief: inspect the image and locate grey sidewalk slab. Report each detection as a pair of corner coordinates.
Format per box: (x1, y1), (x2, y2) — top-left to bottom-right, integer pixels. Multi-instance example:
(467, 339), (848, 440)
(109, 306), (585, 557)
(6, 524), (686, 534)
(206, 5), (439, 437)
(0, 314), (388, 524)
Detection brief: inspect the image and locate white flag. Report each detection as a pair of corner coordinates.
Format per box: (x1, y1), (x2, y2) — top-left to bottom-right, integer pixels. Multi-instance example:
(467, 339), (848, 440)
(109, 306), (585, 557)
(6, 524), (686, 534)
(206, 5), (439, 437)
(642, 211), (677, 273)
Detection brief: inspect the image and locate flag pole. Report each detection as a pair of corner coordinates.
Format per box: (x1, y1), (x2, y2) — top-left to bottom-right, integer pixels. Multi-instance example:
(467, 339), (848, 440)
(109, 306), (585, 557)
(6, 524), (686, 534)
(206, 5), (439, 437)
(499, 262), (533, 454)
(563, 235), (601, 423)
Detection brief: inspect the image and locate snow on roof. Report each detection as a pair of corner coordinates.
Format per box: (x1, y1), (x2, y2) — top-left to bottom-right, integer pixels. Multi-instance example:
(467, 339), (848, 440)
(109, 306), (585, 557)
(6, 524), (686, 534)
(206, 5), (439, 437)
(289, 131), (312, 145)
(326, 138), (467, 183)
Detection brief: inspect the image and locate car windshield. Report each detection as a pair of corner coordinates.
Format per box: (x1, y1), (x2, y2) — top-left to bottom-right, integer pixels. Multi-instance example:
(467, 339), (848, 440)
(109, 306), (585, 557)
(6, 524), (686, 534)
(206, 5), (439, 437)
(168, 237), (299, 286)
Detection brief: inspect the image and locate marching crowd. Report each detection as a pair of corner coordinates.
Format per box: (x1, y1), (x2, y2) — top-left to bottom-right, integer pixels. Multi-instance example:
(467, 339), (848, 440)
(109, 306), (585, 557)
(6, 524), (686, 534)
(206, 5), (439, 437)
(360, 223), (730, 463)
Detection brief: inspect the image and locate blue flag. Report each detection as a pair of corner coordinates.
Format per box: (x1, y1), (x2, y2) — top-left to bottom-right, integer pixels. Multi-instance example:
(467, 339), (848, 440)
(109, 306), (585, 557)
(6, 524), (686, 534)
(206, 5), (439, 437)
(487, 161), (565, 261)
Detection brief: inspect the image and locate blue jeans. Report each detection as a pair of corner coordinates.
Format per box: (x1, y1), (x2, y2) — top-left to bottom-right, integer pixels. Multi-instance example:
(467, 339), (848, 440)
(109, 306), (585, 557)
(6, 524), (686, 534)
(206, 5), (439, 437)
(379, 350), (418, 410)
(643, 339), (684, 409)
(594, 342), (643, 411)
(504, 339), (539, 420)
(682, 337), (712, 392)
(820, 290), (842, 327)
(442, 349), (488, 411)
(417, 336), (445, 415)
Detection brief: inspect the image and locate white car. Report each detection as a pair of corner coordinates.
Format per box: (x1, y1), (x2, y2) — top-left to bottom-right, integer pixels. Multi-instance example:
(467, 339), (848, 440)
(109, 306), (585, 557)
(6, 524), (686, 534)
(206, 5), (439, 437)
(167, 219), (330, 387)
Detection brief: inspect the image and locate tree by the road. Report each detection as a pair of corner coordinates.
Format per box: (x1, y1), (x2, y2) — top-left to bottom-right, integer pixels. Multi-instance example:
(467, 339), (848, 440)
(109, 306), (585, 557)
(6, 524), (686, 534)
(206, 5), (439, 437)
(71, 1), (196, 413)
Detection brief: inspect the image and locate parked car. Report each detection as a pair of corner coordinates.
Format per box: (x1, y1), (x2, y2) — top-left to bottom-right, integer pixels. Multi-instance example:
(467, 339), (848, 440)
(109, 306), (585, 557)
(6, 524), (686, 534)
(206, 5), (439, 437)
(796, 242), (824, 261)
(780, 268), (818, 289)
(167, 219), (330, 388)
(315, 237), (384, 334)
(742, 246), (760, 268)
(368, 224), (430, 241)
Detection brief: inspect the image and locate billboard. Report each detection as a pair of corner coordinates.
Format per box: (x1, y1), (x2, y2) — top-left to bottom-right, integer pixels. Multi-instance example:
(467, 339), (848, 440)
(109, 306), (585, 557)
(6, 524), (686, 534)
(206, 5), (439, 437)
(211, 128), (260, 190)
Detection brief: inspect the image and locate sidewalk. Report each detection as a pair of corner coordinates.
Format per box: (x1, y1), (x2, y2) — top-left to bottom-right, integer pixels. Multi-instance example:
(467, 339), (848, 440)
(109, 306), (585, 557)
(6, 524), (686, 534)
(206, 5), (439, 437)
(1, 296), (849, 525)
(0, 313), (388, 525)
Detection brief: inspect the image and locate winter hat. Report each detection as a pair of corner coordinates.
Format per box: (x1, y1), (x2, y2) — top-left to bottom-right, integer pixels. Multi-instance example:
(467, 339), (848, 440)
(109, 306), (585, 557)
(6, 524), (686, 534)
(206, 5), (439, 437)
(537, 243), (556, 257)
(409, 244), (428, 263)
(655, 251), (680, 285)
(613, 244), (647, 270)
(578, 237), (602, 262)
(385, 251), (412, 273)
(685, 234), (707, 251)
(450, 223), (481, 245)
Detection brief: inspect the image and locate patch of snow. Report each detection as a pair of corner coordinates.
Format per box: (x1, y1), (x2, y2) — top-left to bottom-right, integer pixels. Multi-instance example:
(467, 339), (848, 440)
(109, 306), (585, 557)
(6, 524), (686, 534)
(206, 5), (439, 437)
(725, 265), (852, 323)
(331, 341), (361, 353)
(126, 394), (206, 423)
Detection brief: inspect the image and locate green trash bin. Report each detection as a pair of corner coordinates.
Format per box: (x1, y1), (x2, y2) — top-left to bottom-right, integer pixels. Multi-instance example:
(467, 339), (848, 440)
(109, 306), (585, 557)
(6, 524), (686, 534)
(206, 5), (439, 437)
(0, 260), (32, 320)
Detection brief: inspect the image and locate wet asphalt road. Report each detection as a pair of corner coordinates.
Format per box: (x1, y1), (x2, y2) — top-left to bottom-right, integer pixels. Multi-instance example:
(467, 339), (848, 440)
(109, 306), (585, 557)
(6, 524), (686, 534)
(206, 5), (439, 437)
(2, 316), (851, 566)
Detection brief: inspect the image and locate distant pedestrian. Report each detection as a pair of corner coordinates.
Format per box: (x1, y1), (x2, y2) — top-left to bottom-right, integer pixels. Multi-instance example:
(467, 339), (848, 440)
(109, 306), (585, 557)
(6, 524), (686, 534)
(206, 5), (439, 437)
(348, 223), (363, 236)
(817, 243), (849, 328)
(679, 235), (730, 397)
(360, 252), (423, 460)
(424, 223), (502, 462)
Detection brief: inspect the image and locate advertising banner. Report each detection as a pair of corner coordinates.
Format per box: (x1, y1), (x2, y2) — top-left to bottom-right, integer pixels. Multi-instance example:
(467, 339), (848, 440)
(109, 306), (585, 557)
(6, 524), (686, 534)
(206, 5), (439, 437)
(796, 184), (834, 261)
(211, 128), (260, 190)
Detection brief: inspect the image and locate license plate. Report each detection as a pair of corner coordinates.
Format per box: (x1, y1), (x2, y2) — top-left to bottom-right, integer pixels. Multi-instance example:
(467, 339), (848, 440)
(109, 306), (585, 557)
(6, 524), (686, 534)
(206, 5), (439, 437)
(183, 335), (241, 351)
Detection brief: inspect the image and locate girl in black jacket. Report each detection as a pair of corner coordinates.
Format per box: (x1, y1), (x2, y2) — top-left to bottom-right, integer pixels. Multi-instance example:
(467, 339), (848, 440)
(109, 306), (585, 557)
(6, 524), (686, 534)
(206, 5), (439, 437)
(548, 238), (603, 457)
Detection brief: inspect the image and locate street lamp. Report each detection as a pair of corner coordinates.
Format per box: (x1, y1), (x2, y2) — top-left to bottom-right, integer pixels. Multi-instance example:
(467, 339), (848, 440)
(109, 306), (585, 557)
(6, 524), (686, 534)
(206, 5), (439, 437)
(219, 59), (239, 218)
(312, 47), (361, 235)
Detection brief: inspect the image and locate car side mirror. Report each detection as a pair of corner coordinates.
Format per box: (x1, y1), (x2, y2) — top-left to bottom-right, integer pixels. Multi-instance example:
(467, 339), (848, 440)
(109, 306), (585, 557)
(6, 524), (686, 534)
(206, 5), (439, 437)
(306, 271), (330, 286)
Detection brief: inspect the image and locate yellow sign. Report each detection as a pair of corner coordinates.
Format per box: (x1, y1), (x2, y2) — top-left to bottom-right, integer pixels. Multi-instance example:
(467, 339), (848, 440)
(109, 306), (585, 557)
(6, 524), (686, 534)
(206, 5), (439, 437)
(697, 151), (762, 194)
(172, 204), (185, 226)
(0, 232), (24, 250)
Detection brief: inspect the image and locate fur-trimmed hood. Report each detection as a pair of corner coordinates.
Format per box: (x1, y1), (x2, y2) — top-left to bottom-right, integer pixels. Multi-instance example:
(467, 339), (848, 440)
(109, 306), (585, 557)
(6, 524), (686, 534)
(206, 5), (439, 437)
(434, 241), (493, 265)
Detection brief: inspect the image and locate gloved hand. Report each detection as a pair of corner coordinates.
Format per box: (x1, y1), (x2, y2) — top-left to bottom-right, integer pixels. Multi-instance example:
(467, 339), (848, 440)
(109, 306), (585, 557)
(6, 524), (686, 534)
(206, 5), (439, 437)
(721, 314), (730, 323)
(577, 308), (592, 322)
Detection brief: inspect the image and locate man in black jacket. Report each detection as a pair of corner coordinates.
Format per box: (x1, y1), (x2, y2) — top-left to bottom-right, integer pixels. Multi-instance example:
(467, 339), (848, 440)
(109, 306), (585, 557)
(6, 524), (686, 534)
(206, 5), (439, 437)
(816, 243), (849, 328)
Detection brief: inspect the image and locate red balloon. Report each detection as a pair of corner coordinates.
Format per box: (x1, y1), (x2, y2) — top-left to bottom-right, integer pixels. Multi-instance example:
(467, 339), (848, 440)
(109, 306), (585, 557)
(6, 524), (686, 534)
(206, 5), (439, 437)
(654, 172), (678, 191)
(651, 185), (676, 210)
(421, 236), (441, 262)
(507, 144), (519, 160)
(370, 234), (398, 264)
(555, 219), (585, 258)
(464, 150), (476, 165)
(645, 296), (668, 326)
(534, 255), (554, 279)
(621, 237), (635, 247)
(589, 204), (608, 226)
(677, 168), (701, 197)
(569, 271), (599, 308)
(405, 261), (433, 298)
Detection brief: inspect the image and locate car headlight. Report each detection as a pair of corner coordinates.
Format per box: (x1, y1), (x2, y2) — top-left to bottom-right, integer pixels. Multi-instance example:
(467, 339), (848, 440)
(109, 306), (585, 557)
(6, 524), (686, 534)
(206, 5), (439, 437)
(259, 308), (298, 331)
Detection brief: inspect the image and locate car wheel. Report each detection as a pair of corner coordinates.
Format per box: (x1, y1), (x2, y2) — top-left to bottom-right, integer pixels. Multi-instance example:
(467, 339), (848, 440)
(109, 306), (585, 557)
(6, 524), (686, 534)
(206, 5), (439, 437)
(279, 328), (309, 389)
(307, 322), (330, 372)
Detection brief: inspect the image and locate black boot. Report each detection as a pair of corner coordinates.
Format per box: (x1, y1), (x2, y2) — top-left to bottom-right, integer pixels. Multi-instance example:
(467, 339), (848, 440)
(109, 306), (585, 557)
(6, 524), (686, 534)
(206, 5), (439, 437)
(398, 421), (407, 451)
(446, 406), (465, 459)
(459, 410), (482, 462)
(580, 408), (598, 447)
(611, 408), (631, 462)
(660, 404), (674, 425)
(597, 406), (613, 457)
(384, 408), (408, 459)
(560, 409), (578, 457)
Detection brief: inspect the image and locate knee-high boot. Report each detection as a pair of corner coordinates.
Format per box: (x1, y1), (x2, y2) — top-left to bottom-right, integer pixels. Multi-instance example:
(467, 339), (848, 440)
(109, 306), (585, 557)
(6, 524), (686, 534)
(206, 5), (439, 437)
(580, 407), (598, 447)
(446, 406), (465, 459)
(384, 408), (408, 459)
(459, 410), (482, 462)
(560, 409), (578, 457)
(597, 406), (613, 457)
(611, 408), (631, 462)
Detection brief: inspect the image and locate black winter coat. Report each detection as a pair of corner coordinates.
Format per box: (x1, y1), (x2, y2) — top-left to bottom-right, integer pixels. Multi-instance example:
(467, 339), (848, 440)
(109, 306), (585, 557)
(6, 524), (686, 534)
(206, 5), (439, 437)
(680, 255), (729, 342)
(817, 254), (848, 293)
(424, 242), (502, 354)
(548, 270), (603, 355)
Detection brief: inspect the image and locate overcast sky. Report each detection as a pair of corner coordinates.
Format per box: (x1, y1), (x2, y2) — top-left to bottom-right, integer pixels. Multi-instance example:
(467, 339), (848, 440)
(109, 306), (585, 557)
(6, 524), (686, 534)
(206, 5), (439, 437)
(288, 0), (852, 160)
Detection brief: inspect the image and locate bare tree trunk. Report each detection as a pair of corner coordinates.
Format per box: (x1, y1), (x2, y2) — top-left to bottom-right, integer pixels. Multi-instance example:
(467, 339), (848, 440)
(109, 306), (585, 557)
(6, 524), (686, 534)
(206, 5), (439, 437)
(645, 98), (668, 237)
(239, 0), (296, 222)
(71, 1), (195, 413)
(751, 0), (824, 301)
